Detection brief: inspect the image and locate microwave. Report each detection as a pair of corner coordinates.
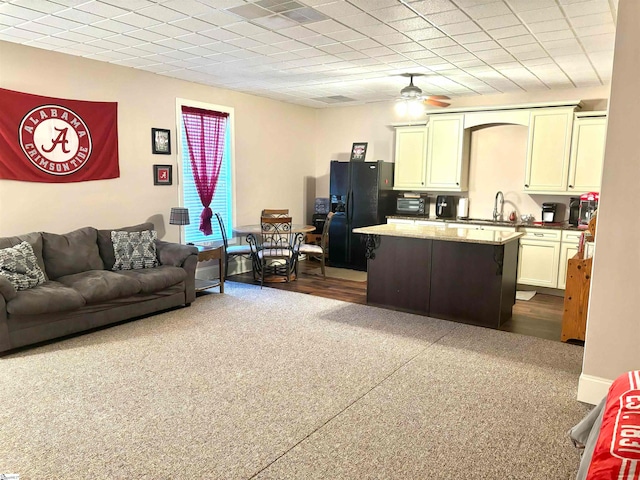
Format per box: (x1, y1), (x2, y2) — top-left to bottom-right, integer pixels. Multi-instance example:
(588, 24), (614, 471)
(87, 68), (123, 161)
(396, 197), (429, 215)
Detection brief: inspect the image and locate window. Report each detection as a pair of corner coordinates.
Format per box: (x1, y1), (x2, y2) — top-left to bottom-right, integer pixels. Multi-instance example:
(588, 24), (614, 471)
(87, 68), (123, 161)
(176, 99), (235, 245)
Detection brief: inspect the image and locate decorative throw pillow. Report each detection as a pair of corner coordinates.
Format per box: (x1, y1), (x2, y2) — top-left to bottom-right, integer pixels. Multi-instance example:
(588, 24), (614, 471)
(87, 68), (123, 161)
(111, 230), (159, 271)
(0, 241), (47, 291)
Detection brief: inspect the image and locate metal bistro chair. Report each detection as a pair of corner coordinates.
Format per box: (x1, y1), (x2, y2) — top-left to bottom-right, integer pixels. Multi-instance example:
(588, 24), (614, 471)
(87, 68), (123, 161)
(261, 209), (289, 217)
(250, 216), (302, 288)
(299, 211), (334, 277)
(214, 212), (252, 279)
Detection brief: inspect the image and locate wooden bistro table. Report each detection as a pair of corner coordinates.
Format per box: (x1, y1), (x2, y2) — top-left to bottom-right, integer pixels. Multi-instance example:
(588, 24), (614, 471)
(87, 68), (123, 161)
(233, 224), (315, 283)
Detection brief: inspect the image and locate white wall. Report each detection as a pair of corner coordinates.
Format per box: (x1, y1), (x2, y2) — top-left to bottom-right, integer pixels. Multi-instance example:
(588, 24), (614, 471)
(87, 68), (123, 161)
(578, 0), (640, 403)
(0, 41), (317, 242)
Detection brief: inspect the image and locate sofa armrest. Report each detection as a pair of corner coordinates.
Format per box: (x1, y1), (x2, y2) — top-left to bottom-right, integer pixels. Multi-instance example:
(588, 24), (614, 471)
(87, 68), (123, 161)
(0, 295), (10, 353)
(0, 276), (17, 302)
(156, 241), (198, 304)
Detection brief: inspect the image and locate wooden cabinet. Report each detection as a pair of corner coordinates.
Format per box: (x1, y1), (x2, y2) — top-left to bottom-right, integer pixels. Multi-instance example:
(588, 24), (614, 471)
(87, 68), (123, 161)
(524, 107), (576, 193)
(517, 228), (561, 288)
(557, 230), (582, 290)
(393, 126), (428, 190)
(561, 256), (592, 342)
(567, 112), (607, 193)
(425, 114), (470, 191)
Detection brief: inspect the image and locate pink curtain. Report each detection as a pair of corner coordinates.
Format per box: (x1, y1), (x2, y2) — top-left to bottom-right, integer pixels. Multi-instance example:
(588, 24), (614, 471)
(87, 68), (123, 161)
(181, 106), (229, 235)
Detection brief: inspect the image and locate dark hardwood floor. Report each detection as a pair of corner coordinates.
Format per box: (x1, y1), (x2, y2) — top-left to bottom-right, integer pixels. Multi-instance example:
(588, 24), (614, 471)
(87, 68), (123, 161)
(228, 259), (574, 343)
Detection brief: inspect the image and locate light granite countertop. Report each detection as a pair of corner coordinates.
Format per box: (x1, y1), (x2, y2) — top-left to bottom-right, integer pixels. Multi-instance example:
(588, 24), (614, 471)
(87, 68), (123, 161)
(386, 215), (581, 231)
(353, 223), (524, 245)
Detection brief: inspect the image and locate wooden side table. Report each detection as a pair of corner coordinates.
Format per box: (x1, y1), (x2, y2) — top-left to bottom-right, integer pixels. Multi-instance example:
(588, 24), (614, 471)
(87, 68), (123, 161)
(195, 245), (224, 293)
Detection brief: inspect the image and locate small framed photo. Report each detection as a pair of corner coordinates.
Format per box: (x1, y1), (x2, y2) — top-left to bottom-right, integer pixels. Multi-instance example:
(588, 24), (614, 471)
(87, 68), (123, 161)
(152, 128), (171, 155)
(350, 142), (368, 162)
(153, 164), (172, 185)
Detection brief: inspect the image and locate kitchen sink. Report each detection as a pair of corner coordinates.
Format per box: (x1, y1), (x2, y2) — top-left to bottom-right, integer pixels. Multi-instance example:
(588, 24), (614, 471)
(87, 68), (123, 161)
(457, 218), (517, 226)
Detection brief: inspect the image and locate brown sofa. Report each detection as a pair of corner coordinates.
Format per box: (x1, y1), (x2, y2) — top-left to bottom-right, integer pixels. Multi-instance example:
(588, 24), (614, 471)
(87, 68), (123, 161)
(0, 222), (198, 354)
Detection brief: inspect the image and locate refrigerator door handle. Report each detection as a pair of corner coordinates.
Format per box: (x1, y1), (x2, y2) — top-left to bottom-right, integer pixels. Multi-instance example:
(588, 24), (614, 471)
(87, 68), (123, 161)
(348, 190), (354, 223)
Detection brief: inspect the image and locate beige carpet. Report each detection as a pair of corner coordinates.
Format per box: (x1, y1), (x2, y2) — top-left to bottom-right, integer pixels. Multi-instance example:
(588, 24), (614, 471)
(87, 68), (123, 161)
(0, 283), (589, 479)
(306, 266), (368, 282)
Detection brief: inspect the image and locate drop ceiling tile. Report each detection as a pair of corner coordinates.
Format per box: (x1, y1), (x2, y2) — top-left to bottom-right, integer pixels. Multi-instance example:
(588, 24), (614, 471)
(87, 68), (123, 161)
(474, 48), (515, 62)
(314, 2), (362, 17)
(488, 25), (528, 39)
(247, 43), (284, 55)
(520, 57), (555, 67)
(347, 0), (398, 9)
(0, 15), (25, 28)
(124, 28), (169, 42)
(354, 23), (397, 37)
(528, 19), (571, 33)
(251, 31), (290, 44)
(518, 6), (564, 23)
(372, 32), (411, 46)
(225, 36), (263, 49)
(336, 50), (368, 60)
(391, 42), (426, 53)
(408, 0), (458, 15)
(134, 5), (187, 22)
(427, 8), (471, 26)
(160, 0), (214, 16)
(476, 14), (521, 30)
(463, 1), (511, 19)
(535, 30), (576, 42)
(419, 36), (456, 49)
(573, 23), (615, 36)
(29, 35), (76, 47)
(91, 19), (139, 34)
(465, 40), (501, 52)
(569, 13), (613, 28)
(497, 34), (537, 47)
(11, 0), (68, 14)
(440, 21), (482, 36)
(455, 58), (487, 68)
(0, 4), (51, 20)
(299, 34), (335, 46)
(0, 27), (42, 41)
(112, 12), (162, 28)
(361, 45), (396, 57)
(55, 44), (107, 55)
(273, 39), (311, 51)
(325, 29), (367, 42)
(505, 0), (558, 12)
(579, 33), (615, 52)
(318, 42), (353, 54)
(276, 24), (318, 39)
(338, 13), (380, 28)
(431, 45), (468, 56)
(402, 49), (438, 60)
(370, 4), (416, 22)
(305, 19), (344, 34)
(452, 31), (491, 44)
(33, 15), (83, 30)
(132, 42), (172, 54)
(16, 21), (63, 36)
(170, 17), (218, 32)
(387, 17), (431, 32)
(224, 21), (270, 37)
(404, 28), (446, 42)
(196, 10), (240, 27)
(75, 1), (129, 18)
(86, 37), (133, 51)
(54, 8), (105, 24)
(56, 27), (106, 41)
(562, 0), (611, 17)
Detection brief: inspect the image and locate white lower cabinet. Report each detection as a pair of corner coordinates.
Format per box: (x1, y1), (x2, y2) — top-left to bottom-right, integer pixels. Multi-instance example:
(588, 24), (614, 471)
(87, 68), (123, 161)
(557, 230), (582, 289)
(517, 229), (561, 288)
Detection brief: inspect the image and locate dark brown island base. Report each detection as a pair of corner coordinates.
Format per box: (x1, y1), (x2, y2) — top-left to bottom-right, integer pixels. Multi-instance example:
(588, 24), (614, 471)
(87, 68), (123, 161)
(353, 223), (524, 329)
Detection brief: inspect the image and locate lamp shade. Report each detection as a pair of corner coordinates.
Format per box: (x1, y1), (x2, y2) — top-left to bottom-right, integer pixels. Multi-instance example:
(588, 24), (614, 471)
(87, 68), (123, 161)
(169, 207), (190, 226)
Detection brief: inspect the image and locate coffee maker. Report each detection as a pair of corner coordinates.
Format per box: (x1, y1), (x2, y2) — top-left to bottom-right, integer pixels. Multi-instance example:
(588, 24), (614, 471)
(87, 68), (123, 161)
(569, 197), (580, 226)
(436, 195), (455, 219)
(579, 192), (599, 227)
(541, 203), (560, 223)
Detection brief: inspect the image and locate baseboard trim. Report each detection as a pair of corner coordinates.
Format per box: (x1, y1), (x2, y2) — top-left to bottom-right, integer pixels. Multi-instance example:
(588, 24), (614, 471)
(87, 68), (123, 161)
(577, 373), (612, 405)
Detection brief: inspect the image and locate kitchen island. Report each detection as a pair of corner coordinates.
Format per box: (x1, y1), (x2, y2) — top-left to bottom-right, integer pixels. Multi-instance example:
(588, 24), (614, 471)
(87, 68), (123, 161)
(352, 223), (524, 329)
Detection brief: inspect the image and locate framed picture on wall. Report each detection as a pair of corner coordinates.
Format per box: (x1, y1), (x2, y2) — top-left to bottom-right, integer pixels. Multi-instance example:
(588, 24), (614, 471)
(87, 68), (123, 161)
(350, 142), (368, 162)
(152, 128), (171, 154)
(153, 164), (172, 185)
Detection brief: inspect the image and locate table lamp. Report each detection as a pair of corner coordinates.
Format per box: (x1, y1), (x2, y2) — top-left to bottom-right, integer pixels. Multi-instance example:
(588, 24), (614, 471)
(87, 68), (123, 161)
(169, 207), (190, 243)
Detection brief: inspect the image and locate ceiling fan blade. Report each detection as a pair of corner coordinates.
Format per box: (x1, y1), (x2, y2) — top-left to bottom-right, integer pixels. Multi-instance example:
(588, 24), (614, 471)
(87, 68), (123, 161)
(423, 98), (451, 108)
(428, 95), (451, 100)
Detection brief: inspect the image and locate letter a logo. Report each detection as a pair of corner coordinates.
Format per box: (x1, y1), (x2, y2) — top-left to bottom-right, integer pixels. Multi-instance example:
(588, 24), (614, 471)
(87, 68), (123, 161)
(42, 127), (71, 153)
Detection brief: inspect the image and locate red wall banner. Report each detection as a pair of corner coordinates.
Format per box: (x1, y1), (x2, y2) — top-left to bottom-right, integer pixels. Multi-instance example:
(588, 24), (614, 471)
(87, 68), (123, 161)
(0, 88), (119, 183)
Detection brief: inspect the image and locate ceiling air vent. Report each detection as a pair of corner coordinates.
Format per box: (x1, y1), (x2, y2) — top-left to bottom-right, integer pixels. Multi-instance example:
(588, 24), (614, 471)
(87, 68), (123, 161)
(230, 1), (327, 24)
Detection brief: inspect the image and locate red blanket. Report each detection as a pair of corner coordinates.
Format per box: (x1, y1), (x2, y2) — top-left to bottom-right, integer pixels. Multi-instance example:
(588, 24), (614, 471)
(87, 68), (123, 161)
(587, 370), (640, 479)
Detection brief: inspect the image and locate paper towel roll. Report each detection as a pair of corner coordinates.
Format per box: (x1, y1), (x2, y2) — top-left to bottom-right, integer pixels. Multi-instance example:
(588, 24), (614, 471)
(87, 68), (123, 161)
(458, 198), (469, 218)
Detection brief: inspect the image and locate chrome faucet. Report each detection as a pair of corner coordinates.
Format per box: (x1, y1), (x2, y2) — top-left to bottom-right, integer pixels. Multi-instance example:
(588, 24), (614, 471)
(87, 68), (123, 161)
(493, 191), (504, 222)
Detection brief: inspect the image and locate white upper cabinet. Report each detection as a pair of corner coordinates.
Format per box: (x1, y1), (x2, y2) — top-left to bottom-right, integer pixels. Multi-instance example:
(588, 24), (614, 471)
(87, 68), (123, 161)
(393, 125), (428, 190)
(524, 107), (576, 193)
(425, 114), (470, 191)
(567, 112), (607, 193)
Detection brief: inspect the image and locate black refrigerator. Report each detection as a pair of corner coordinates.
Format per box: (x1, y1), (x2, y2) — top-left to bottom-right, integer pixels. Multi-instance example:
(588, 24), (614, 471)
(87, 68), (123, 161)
(329, 160), (395, 271)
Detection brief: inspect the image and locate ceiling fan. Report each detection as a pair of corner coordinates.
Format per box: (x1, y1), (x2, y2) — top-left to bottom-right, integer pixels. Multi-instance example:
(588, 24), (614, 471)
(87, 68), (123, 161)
(399, 73), (451, 108)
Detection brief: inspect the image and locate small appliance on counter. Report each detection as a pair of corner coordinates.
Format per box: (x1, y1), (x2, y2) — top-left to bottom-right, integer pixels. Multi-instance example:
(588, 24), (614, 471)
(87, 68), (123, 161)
(578, 192), (599, 228)
(569, 197), (580, 226)
(542, 203), (560, 223)
(457, 197), (469, 219)
(436, 195), (455, 219)
(312, 213), (327, 234)
(396, 193), (429, 216)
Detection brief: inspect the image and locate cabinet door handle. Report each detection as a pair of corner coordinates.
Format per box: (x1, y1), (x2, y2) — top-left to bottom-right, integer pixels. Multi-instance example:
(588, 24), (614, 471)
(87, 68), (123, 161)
(524, 184), (529, 188)
(569, 185), (574, 188)
(534, 233), (544, 237)
(456, 182), (459, 185)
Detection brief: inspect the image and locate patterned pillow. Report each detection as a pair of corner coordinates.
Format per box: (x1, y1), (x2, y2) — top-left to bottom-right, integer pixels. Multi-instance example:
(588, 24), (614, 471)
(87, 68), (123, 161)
(111, 230), (159, 271)
(0, 241), (47, 291)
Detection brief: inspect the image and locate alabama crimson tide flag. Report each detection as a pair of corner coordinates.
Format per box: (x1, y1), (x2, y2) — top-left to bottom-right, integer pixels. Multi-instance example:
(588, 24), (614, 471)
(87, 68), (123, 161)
(0, 88), (119, 183)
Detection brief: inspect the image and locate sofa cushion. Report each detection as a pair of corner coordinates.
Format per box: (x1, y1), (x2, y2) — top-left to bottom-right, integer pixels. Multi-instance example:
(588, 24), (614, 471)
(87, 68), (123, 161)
(117, 265), (186, 294)
(57, 270), (142, 304)
(0, 241), (47, 291)
(112, 230), (159, 270)
(98, 222), (154, 270)
(0, 232), (48, 281)
(42, 227), (104, 279)
(7, 280), (86, 315)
